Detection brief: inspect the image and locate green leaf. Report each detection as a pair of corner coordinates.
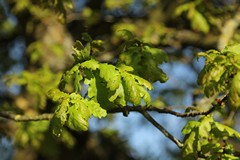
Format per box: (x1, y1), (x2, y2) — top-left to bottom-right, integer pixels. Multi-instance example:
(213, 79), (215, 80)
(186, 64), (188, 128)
(201, 143), (222, 155)
(122, 72), (152, 106)
(212, 122), (240, 139)
(74, 70), (82, 92)
(72, 40), (91, 62)
(182, 121), (200, 135)
(50, 98), (69, 137)
(119, 42), (168, 83)
(191, 10), (209, 33)
(85, 72), (116, 109)
(221, 154), (240, 160)
(66, 93), (91, 131)
(109, 83), (126, 106)
(197, 44), (240, 98)
(91, 40), (105, 52)
(82, 99), (107, 118)
(182, 131), (198, 159)
(134, 74), (153, 90)
(222, 43), (240, 54)
(83, 70), (97, 99)
(198, 116), (213, 138)
(81, 33), (93, 42)
(99, 63), (121, 90)
(228, 72), (240, 110)
(174, 3), (192, 16)
(66, 105), (89, 131)
(58, 63), (82, 91)
(118, 29), (135, 40)
(117, 63), (134, 72)
(80, 59), (99, 70)
(48, 88), (68, 102)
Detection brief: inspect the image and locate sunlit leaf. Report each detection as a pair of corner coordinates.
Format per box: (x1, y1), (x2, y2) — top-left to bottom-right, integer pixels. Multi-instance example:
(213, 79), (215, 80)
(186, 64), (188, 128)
(80, 59), (100, 70)
(228, 72), (240, 110)
(50, 98), (68, 137)
(182, 131), (198, 159)
(99, 63), (121, 90)
(72, 40), (91, 62)
(198, 116), (213, 138)
(191, 10), (209, 33)
(182, 121), (200, 135)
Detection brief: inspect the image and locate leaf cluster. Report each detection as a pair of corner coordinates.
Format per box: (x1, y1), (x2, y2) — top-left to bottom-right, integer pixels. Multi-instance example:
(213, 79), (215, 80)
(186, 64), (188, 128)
(12, 0), (72, 22)
(182, 115), (240, 159)
(48, 33), (168, 134)
(175, 0), (209, 33)
(118, 30), (168, 83)
(4, 66), (62, 109)
(198, 44), (240, 110)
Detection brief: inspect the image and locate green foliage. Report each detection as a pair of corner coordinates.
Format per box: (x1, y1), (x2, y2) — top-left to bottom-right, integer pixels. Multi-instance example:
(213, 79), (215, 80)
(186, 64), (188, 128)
(228, 72), (240, 110)
(12, 0), (72, 22)
(4, 66), (62, 109)
(3, 0), (240, 159)
(48, 33), (168, 134)
(104, 0), (134, 10)
(118, 30), (168, 83)
(15, 121), (50, 149)
(48, 89), (107, 136)
(175, 0), (209, 33)
(198, 44), (240, 110)
(182, 115), (240, 159)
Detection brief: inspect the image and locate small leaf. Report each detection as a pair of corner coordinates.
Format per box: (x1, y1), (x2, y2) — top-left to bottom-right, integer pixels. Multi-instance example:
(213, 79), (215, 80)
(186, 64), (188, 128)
(201, 143), (222, 155)
(48, 88), (68, 102)
(118, 29), (135, 40)
(134, 75), (153, 90)
(182, 121), (200, 135)
(198, 116), (213, 138)
(50, 98), (69, 137)
(182, 131), (198, 159)
(81, 33), (93, 42)
(191, 10), (209, 33)
(212, 122), (240, 139)
(228, 72), (240, 111)
(119, 41), (168, 83)
(122, 72), (151, 106)
(91, 40), (105, 52)
(80, 59), (99, 70)
(109, 83), (126, 106)
(117, 63), (134, 72)
(67, 106), (89, 131)
(222, 43), (240, 54)
(174, 3), (192, 16)
(83, 99), (107, 118)
(99, 63), (121, 91)
(72, 41), (91, 62)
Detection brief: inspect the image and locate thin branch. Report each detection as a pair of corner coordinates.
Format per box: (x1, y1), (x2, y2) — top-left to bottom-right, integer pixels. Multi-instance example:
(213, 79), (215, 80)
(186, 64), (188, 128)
(140, 110), (183, 148)
(0, 104), (216, 122)
(107, 105), (216, 117)
(0, 111), (53, 122)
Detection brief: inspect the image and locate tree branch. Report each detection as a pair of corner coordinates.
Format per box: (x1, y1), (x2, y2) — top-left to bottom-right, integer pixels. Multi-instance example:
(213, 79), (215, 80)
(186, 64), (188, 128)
(171, 29), (218, 49)
(0, 112), (53, 122)
(140, 110), (183, 148)
(0, 105), (216, 122)
(107, 105), (216, 117)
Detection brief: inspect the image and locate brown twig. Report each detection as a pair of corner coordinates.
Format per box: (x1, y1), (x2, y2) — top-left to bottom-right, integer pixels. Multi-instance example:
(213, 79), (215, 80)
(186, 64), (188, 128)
(0, 104), (216, 122)
(107, 105), (216, 117)
(140, 110), (183, 148)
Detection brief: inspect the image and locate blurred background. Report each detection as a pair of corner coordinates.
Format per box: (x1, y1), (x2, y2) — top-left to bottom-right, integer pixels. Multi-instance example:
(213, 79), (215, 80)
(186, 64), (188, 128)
(1, 0), (240, 159)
